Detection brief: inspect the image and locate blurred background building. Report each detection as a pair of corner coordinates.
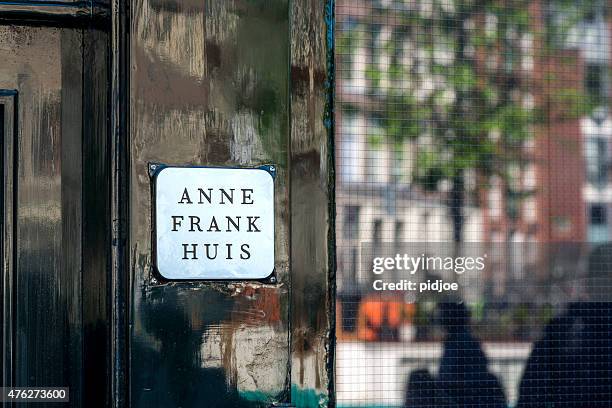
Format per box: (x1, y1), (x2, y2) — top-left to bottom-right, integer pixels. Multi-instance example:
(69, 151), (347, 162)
(334, 1), (612, 406)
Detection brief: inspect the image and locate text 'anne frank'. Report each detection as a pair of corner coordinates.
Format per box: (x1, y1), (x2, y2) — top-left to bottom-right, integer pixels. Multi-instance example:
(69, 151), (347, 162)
(170, 187), (261, 261)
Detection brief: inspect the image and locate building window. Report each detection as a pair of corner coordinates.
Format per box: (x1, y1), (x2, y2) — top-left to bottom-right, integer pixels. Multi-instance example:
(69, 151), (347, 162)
(585, 63), (609, 105)
(373, 219), (383, 244)
(585, 136), (609, 187)
(339, 240), (360, 285)
(343, 205), (360, 240)
(588, 203), (609, 243)
(365, 118), (387, 184)
(591, 203), (607, 225)
(393, 220), (404, 243)
(340, 113), (363, 184)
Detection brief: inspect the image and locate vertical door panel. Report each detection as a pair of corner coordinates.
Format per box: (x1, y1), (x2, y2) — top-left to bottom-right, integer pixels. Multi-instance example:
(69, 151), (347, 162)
(82, 28), (110, 405)
(130, 0), (290, 406)
(1, 89), (16, 391)
(0, 25), (110, 406)
(0, 26), (83, 395)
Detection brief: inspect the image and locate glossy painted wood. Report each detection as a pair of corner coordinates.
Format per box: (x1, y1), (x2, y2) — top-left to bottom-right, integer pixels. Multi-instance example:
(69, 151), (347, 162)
(130, 0), (291, 406)
(0, 0), (109, 24)
(82, 27), (111, 406)
(0, 25), (110, 406)
(130, 0), (334, 406)
(290, 1), (335, 406)
(1, 89), (16, 392)
(0, 0), (334, 406)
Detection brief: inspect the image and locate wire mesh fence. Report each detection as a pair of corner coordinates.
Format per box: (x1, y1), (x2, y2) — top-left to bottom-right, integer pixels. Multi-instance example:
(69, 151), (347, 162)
(334, 0), (612, 406)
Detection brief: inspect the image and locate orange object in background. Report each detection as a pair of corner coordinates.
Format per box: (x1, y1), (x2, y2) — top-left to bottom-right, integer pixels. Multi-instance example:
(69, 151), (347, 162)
(356, 295), (415, 342)
(336, 294), (415, 342)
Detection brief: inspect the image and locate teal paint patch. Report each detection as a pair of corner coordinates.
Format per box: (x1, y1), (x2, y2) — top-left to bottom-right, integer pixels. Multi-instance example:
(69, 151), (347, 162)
(291, 385), (329, 408)
(238, 390), (274, 404)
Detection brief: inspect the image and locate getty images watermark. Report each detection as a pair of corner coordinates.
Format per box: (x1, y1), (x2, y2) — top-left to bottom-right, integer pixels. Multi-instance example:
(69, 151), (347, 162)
(364, 245), (488, 293)
(360, 241), (612, 299)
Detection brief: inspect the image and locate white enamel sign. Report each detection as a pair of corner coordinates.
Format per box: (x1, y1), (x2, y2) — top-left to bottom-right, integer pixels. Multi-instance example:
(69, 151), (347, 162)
(154, 166), (275, 280)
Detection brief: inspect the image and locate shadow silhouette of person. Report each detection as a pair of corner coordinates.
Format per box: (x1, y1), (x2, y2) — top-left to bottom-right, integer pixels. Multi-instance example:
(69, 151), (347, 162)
(516, 301), (612, 407)
(436, 302), (506, 408)
(404, 369), (453, 407)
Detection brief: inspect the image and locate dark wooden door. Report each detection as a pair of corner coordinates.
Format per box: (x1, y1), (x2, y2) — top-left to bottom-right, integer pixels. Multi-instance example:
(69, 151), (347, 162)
(0, 24), (109, 406)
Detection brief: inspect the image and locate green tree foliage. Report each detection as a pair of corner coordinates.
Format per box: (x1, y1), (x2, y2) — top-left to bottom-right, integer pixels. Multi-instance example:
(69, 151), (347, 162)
(337, 0), (597, 242)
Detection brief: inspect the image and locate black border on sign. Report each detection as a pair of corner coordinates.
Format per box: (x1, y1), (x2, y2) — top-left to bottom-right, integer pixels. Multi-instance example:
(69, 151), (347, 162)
(148, 163), (277, 284)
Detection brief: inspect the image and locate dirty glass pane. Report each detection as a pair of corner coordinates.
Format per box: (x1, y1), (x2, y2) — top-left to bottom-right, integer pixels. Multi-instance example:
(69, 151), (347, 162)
(335, 1), (612, 407)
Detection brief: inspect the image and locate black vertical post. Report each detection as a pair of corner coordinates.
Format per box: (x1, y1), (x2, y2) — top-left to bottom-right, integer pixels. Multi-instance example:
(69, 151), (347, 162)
(110, 0), (129, 405)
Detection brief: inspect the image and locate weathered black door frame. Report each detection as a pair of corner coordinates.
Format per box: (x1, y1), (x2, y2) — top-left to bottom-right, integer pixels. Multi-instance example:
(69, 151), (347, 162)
(0, 0), (336, 406)
(0, 2), (113, 406)
(109, 0), (128, 405)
